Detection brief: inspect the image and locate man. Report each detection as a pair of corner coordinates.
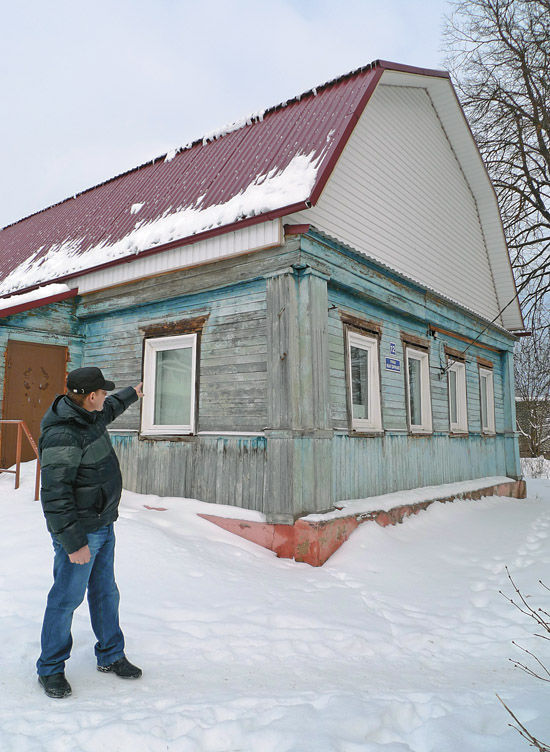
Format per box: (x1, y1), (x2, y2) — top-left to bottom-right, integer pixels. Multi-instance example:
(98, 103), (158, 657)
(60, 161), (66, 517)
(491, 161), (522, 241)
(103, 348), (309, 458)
(36, 366), (144, 699)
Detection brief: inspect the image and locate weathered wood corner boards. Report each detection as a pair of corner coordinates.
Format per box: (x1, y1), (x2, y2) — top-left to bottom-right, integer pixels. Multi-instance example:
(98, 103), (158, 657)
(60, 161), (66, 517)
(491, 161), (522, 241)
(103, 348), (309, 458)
(0, 61), (525, 563)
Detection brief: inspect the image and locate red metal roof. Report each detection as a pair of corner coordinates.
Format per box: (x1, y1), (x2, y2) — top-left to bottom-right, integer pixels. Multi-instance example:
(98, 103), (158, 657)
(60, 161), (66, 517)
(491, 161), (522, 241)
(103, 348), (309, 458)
(0, 60), (447, 298)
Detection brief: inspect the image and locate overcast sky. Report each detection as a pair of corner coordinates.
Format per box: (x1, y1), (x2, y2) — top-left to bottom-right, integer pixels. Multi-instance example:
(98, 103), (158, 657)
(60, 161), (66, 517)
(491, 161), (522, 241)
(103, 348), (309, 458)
(1, 0), (451, 229)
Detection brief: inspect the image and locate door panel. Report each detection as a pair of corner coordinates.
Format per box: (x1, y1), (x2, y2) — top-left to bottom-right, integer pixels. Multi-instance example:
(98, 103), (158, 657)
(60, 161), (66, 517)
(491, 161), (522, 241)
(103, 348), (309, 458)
(1, 340), (67, 466)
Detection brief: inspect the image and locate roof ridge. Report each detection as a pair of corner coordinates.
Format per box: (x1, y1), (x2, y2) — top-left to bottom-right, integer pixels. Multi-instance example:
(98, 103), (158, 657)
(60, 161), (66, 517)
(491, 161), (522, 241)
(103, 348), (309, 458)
(2, 59), (449, 233)
(1, 60), (386, 233)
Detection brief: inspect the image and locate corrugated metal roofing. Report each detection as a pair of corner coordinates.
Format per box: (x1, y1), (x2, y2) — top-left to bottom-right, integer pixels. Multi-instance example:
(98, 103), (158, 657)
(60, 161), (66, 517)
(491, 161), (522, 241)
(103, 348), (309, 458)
(0, 60), (447, 297)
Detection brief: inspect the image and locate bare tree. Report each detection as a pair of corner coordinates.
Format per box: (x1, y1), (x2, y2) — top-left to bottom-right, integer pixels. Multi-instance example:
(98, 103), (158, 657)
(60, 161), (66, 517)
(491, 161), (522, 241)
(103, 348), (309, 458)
(515, 312), (550, 456)
(498, 569), (550, 750)
(444, 0), (550, 319)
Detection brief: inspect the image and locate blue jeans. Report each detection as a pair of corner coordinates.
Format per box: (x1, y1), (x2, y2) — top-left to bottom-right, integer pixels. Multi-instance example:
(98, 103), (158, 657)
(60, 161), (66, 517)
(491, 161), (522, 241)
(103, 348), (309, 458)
(37, 524), (125, 676)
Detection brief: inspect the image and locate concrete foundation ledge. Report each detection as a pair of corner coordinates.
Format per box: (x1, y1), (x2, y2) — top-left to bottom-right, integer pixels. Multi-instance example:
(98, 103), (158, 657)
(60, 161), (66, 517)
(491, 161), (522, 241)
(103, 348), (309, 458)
(198, 477), (527, 566)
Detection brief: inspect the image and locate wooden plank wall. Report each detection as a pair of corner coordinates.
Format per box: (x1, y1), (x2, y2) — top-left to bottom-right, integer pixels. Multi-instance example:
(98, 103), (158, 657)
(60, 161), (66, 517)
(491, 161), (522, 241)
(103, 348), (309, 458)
(326, 285), (506, 436)
(76, 261), (271, 507)
(81, 233), (518, 514)
(76, 246), (316, 513)
(325, 280), (516, 498)
(264, 268), (333, 521)
(111, 433), (267, 512)
(80, 278), (268, 433)
(0, 235), (508, 517)
(332, 433), (509, 502)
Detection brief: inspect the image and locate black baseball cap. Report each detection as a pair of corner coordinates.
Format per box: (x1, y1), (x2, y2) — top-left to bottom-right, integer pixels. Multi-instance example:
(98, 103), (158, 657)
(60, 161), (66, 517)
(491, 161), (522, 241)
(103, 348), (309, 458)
(66, 367), (115, 395)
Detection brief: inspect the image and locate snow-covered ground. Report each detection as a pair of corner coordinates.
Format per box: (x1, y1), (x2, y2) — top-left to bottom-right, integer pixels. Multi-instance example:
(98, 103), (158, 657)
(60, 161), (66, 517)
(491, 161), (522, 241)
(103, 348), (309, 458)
(1, 462), (549, 751)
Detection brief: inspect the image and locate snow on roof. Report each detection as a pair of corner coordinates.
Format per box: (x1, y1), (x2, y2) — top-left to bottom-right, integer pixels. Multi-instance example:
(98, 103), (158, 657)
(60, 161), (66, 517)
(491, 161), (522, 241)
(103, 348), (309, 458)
(0, 60), (447, 299)
(0, 151), (323, 294)
(0, 283), (76, 318)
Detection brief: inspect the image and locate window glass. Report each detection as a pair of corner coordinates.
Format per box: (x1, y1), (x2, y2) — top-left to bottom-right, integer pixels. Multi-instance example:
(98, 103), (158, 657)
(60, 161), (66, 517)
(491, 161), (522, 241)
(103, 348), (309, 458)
(142, 333), (197, 434)
(447, 360), (468, 433)
(480, 373), (488, 430)
(154, 347), (193, 425)
(350, 345), (369, 420)
(449, 369), (458, 425)
(405, 346), (432, 433)
(347, 330), (382, 432)
(408, 357), (422, 426)
(479, 366), (494, 433)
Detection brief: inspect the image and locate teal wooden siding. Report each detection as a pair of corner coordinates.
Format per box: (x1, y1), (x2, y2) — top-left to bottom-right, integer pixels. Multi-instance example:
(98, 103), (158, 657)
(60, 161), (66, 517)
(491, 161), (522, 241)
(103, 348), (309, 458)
(327, 286), (507, 435)
(0, 233), (520, 519)
(78, 278), (268, 433)
(332, 433), (509, 501)
(95, 233), (519, 514)
(324, 279), (516, 500)
(111, 433), (267, 511)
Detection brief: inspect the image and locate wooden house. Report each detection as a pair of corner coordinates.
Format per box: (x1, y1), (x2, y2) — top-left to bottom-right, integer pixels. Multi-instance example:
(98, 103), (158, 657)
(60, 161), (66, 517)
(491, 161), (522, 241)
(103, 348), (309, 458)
(0, 60), (525, 560)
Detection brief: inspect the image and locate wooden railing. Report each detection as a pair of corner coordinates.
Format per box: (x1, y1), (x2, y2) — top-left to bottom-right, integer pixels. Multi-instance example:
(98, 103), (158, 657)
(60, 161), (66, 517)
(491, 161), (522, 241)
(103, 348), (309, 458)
(0, 420), (41, 501)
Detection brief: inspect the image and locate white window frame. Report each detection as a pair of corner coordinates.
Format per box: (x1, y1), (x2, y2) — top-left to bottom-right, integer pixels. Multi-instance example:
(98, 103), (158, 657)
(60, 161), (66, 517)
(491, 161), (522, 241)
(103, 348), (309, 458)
(405, 346), (433, 434)
(479, 366), (495, 434)
(346, 330), (383, 432)
(447, 359), (468, 434)
(141, 333), (197, 435)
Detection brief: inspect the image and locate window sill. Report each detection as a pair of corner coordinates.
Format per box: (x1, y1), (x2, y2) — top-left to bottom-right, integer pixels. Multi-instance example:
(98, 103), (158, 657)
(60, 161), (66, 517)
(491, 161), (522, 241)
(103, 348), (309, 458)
(140, 427), (194, 436)
(139, 432), (196, 442)
(449, 432), (469, 438)
(349, 429), (385, 438)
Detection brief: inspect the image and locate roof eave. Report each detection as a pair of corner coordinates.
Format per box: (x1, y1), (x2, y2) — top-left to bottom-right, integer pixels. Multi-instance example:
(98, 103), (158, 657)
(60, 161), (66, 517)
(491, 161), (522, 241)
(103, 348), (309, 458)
(0, 287), (79, 319)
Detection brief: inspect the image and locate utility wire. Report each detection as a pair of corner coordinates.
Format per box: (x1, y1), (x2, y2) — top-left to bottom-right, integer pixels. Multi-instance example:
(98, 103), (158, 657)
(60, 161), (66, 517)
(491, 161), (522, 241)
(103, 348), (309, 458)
(439, 288), (526, 375)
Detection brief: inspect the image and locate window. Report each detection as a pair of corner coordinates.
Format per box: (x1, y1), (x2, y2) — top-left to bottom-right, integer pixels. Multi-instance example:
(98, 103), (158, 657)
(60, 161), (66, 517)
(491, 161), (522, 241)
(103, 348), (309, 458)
(479, 366), (495, 434)
(447, 359), (468, 433)
(346, 331), (382, 432)
(141, 334), (197, 434)
(405, 346), (432, 433)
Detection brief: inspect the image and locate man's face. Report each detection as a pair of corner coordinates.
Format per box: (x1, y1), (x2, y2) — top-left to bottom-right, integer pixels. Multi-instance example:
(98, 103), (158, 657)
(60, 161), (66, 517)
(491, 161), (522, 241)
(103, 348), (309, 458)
(86, 389), (108, 412)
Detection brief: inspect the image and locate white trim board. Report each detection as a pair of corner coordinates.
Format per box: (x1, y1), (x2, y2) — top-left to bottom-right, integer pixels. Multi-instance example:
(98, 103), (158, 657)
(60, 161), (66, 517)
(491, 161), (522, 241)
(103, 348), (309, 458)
(74, 219), (283, 295)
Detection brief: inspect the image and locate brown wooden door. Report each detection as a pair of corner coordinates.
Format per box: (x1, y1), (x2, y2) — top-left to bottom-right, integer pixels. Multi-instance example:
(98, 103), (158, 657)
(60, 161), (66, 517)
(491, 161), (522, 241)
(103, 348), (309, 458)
(1, 340), (67, 466)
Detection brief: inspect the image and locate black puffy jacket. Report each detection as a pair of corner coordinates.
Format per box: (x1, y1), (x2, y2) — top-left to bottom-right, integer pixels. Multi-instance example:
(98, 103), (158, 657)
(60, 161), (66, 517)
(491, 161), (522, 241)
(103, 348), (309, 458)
(38, 388), (138, 554)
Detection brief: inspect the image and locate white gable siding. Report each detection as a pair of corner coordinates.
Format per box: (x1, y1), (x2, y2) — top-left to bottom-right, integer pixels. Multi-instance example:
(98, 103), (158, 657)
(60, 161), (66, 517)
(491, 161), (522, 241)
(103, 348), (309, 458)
(288, 83), (503, 325)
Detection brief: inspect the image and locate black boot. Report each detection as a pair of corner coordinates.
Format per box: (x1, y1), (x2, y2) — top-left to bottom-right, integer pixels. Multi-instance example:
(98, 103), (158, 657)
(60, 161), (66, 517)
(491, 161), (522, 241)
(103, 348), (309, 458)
(97, 656), (142, 679)
(38, 673), (72, 698)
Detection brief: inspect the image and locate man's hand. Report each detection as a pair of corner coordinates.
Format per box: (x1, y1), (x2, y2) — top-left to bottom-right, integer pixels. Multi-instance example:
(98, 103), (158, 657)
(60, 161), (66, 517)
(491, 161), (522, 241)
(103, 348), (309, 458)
(134, 382), (144, 398)
(69, 545), (91, 565)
